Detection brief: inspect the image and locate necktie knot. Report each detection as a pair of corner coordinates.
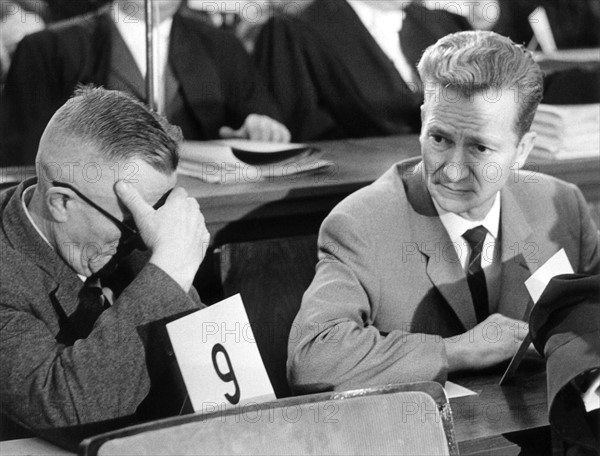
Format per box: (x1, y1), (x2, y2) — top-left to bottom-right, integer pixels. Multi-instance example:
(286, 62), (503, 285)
(463, 225), (488, 250)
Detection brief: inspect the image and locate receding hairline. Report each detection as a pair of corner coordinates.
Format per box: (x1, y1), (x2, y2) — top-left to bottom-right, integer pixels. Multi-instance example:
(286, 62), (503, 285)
(36, 86), (182, 174)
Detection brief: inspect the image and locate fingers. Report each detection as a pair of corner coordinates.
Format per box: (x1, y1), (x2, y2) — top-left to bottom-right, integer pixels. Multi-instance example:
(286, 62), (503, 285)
(115, 181), (154, 222)
(219, 125), (245, 139)
(223, 115), (292, 143)
(480, 313), (529, 341)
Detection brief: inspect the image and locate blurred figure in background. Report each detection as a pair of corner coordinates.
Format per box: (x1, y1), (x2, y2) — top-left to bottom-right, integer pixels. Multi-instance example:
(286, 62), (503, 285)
(253, 0), (471, 142)
(419, 0), (500, 30)
(493, 0), (600, 48)
(0, 0), (44, 81)
(0, 0), (289, 166)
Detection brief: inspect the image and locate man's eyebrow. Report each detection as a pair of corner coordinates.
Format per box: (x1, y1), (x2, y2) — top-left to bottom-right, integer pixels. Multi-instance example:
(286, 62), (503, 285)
(465, 131), (505, 146)
(425, 124), (452, 137)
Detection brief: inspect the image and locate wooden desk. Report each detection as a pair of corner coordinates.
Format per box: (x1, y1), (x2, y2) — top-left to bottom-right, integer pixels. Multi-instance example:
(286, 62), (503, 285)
(177, 135), (600, 245)
(178, 135), (419, 244)
(1, 135), (598, 244)
(450, 355), (549, 455)
(3, 361), (549, 456)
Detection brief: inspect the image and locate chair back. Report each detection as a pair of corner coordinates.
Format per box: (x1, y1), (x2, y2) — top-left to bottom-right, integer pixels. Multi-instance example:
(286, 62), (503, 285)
(215, 235), (318, 398)
(81, 382), (459, 456)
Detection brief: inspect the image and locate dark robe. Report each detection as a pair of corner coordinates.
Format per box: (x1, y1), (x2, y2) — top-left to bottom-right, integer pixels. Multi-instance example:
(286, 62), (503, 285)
(253, 0), (471, 141)
(0, 6), (283, 166)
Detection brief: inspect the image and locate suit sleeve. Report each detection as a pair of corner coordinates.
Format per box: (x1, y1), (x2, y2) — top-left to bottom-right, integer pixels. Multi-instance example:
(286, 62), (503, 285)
(0, 263), (203, 430)
(287, 209), (448, 394)
(573, 184), (600, 274)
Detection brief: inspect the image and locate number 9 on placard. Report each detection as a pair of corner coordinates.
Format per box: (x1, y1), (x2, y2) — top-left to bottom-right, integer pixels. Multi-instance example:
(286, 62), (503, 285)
(211, 343), (241, 405)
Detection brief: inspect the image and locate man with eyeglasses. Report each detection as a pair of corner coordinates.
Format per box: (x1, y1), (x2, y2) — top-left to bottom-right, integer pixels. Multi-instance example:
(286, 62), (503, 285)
(0, 87), (210, 449)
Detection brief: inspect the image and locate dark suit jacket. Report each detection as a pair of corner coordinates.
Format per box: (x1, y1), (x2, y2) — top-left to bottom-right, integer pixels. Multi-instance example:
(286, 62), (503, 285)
(530, 273), (600, 450)
(253, 0), (471, 141)
(0, 179), (203, 449)
(0, 6), (283, 166)
(288, 158), (600, 394)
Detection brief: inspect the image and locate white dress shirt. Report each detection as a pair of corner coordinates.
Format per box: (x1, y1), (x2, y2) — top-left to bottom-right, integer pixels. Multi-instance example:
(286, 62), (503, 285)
(347, 0), (420, 91)
(113, 13), (173, 112)
(434, 192), (502, 310)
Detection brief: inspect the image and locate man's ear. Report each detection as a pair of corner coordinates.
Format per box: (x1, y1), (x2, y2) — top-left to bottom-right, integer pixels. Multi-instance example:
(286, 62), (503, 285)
(46, 186), (74, 223)
(514, 131), (536, 169)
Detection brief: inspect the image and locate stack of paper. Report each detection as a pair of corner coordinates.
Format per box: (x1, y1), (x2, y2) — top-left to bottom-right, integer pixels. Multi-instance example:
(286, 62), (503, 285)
(530, 104), (600, 160)
(177, 139), (334, 184)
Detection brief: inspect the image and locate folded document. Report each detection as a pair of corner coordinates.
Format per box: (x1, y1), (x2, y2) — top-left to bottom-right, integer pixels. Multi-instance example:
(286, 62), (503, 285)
(178, 139), (334, 184)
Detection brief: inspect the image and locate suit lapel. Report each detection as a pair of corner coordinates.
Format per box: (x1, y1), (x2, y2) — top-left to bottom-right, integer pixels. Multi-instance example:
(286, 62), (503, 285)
(107, 19), (146, 100)
(2, 180), (84, 321)
(404, 163), (477, 330)
(497, 186), (538, 320)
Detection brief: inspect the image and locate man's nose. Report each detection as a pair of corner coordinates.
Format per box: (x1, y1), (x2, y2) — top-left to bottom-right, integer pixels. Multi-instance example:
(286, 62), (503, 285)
(441, 147), (469, 182)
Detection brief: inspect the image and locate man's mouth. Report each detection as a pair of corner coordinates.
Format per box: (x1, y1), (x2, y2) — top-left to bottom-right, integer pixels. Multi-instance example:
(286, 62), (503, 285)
(437, 182), (471, 194)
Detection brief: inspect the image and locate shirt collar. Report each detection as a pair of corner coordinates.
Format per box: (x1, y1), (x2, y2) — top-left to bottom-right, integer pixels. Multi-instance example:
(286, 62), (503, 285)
(21, 185), (53, 249)
(347, 1), (405, 30)
(22, 185), (87, 282)
(112, 12), (173, 77)
(434, 192), (501, 244)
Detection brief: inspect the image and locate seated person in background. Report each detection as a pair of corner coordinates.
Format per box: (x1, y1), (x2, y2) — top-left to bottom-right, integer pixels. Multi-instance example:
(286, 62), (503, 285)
(0, 0), (290, 166)
(493, 0), (600, 49)
(253, 0), (471, 141)
(0, 87), (209, 449)
(288, 31), (600, 393)
(0, 0), (44, 81)
(492, 0), (600, 105)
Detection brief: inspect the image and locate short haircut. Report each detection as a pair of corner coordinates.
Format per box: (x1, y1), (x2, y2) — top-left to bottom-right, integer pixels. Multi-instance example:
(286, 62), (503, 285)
(417, 31), (543, 140)
(51, 86), (182, 172)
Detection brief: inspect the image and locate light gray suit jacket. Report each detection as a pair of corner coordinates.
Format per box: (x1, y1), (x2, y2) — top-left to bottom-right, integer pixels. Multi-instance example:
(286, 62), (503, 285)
(288, 158), (600, 393)
(0, 179), (203, 440)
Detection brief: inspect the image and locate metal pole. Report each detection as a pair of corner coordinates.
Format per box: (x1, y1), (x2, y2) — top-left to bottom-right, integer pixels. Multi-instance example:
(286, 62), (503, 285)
(144, 0), (159, 111)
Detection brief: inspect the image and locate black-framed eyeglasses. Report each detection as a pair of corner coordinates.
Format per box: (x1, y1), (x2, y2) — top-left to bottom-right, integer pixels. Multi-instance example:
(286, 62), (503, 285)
(52, 181), (172, 240)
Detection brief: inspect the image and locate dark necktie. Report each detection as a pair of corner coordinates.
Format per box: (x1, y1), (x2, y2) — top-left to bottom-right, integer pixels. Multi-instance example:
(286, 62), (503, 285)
(463, 226), (490, 323)
(72, 279), (110, 340)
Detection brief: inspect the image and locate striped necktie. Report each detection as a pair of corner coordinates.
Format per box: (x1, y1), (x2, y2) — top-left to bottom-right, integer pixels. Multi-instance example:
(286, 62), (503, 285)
(463, 226), (490, 323)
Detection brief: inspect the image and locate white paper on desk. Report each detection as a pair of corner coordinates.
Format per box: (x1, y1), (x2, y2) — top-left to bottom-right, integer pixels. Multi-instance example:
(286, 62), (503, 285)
(525, 249), (574, 303)
(214, 139), (309, 154)
(444, 381), (477, 399)
(166, 294), (275, 412)
(178, 141), (333, 184)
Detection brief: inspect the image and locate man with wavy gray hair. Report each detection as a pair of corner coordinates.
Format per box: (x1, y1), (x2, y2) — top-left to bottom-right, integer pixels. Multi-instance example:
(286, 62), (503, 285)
(0, 87), (210, 449)
(288, 31), (599, 394)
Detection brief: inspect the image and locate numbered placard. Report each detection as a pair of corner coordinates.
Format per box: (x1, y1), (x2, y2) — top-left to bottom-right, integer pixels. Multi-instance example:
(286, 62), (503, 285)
(166, 294), (276, 412)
